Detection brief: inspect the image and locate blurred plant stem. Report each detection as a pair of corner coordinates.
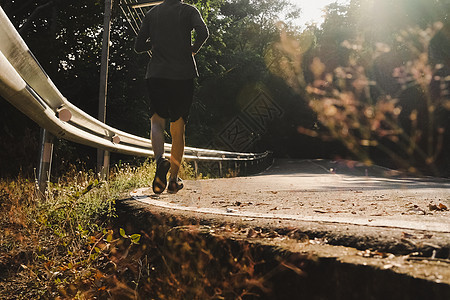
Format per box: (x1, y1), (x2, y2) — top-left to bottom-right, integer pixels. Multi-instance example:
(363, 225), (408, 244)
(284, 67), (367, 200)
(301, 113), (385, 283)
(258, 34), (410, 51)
(271, 22), (448, 176)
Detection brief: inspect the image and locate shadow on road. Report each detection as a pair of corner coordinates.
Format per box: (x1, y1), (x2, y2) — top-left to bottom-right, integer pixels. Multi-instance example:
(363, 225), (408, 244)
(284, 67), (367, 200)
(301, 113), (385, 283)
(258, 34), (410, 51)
(255, 159), (450, 191)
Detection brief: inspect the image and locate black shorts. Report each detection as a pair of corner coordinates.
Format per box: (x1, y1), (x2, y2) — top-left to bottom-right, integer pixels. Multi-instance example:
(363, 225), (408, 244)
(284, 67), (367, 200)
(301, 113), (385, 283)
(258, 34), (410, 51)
(146, 78), (194, 123)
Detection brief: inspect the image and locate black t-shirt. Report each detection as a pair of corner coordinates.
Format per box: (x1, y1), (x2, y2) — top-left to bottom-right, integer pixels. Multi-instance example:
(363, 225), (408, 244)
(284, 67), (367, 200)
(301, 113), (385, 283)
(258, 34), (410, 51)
(135, 0), (209, 80)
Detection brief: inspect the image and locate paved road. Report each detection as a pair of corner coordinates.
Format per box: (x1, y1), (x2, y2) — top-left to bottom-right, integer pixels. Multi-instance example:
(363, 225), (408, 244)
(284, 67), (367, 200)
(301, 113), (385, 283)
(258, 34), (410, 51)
(128, 159), (450, 285)
(131, 159), (450, 233)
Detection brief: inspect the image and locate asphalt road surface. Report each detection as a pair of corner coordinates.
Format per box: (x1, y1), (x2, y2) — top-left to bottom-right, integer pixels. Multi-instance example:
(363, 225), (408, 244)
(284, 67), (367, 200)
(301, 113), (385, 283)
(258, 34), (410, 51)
(131, 159), (450, 234)
(128, 159), (450, 286)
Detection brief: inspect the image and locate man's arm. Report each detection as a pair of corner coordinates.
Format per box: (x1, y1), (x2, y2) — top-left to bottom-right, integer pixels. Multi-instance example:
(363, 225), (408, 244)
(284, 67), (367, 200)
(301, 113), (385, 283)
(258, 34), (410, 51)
(134, 17), (152, 53)
(191, 9), (209, 54)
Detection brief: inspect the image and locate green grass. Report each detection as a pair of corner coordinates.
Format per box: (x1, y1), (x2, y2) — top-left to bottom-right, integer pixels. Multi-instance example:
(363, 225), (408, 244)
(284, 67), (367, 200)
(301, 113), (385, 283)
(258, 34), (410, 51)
(0, 160), (283, 299)
(0, 159), (196, 299)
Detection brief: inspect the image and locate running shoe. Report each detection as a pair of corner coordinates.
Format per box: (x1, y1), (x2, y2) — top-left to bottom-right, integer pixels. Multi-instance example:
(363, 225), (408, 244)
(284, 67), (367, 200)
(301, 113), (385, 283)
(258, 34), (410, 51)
(152, 157), (170, 194)
(167, 177), (184, 194)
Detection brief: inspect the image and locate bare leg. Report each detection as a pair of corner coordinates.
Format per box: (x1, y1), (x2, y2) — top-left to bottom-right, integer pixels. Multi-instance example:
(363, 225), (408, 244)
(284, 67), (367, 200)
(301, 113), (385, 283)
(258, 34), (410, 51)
(169, 117), (185, 180)
(151, 114), (166, 160)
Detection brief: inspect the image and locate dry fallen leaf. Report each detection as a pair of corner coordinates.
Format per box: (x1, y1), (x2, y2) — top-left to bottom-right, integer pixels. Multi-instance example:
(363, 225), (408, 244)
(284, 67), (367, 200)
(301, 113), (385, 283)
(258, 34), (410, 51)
(429, 203), (448, 211)
(438, 203), (448, 210)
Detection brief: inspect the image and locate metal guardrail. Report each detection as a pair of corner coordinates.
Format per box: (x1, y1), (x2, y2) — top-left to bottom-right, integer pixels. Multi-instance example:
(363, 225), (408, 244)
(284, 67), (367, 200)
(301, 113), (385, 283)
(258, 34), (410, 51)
(0, 6), (272, 177)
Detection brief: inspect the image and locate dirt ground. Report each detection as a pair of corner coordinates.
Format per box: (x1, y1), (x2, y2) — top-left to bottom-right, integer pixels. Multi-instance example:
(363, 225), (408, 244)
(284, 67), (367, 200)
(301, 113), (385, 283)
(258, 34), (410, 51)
(129, 159), (450, 286)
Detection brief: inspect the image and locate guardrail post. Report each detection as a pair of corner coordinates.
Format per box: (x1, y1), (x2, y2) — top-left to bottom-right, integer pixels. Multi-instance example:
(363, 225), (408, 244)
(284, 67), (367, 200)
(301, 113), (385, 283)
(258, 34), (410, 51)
(97, 0), (113, 180)
(235, 156), (240, 176)
(37, 128), (54, 194)
(194, 160), (199, 178)
(219, 156), (224, 177)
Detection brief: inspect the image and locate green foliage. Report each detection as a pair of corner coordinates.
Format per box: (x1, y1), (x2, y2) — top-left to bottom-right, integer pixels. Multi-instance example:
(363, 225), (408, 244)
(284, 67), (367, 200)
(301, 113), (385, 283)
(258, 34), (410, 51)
(119, 227), (141, 244)
(0, 160), (165, 298)
(273, 1), (450, 175)
(188, 0), (303, 150)
(1, 0), (449, 176)
(1, 157), (279, 298)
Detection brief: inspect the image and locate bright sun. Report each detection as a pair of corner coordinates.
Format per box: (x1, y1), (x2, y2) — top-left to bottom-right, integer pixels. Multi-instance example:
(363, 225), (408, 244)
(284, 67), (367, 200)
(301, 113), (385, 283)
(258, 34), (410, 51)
(291, 0), (351, 26)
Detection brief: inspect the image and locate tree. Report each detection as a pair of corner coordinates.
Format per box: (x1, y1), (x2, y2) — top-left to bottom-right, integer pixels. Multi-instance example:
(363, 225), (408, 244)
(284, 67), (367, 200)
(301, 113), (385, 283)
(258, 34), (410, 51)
(4, 0), (446, 177)
(187, 0), (304, 152)
(0, 0), (106, 176)
(277, 0), (450, 175)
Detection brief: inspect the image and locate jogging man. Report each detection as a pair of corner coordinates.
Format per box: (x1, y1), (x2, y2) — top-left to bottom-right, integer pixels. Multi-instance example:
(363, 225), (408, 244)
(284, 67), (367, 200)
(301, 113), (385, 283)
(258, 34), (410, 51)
(135, 0), (209, 194)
